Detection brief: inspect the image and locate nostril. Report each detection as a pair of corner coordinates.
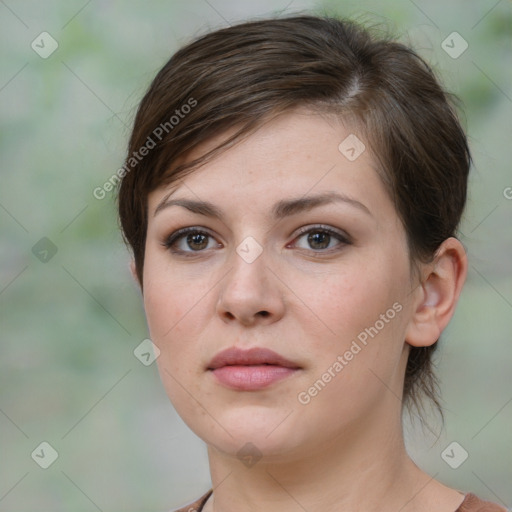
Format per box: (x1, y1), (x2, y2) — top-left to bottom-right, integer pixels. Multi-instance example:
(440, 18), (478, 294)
(258, 311), (270, 317)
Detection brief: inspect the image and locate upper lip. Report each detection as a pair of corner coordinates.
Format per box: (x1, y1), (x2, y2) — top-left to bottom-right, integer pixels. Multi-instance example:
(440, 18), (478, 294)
(207, 347), (300, 370)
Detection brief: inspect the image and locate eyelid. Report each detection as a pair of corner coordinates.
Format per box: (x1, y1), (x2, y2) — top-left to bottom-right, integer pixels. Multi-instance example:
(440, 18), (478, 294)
(162, 226), (221, 253)
(162, 224), (352, 255)
(291, 224), (352, 245)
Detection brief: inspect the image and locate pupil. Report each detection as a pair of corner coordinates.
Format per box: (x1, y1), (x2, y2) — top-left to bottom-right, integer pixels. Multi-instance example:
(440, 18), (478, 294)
(308, 231), (330, 249)
(187, 233), (208, 250)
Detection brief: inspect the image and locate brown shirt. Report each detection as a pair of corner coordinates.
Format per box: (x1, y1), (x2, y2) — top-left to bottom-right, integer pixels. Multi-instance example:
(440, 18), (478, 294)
(172, 490), (507, 512)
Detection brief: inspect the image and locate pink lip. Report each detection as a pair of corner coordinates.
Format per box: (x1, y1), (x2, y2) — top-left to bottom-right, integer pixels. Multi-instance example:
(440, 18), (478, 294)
(207, 347), (301, 391)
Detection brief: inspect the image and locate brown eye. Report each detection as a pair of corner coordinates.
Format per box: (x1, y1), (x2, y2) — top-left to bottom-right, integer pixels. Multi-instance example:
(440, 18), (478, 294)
(163, 228), (220, 254)
(186, 232), (209, 251)
(293, 226), (350, 252)
(307, 231), (331, 250)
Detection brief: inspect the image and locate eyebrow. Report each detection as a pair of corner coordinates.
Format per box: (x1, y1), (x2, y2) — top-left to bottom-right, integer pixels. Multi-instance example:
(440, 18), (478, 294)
(153, 191), (372, 220)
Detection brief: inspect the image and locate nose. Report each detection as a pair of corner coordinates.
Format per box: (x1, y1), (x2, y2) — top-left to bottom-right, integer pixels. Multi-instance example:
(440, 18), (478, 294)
(216, 244), (285, 327)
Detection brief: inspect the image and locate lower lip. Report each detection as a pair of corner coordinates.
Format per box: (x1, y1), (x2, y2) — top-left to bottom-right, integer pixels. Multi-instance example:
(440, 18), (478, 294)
(210, 365), (298, 390)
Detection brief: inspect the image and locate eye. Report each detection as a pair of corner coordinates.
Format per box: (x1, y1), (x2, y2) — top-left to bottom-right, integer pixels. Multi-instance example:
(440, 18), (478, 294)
(162, 225), (350, 255)
(163, 227), (221, 254)
(291, 225), (351, 252)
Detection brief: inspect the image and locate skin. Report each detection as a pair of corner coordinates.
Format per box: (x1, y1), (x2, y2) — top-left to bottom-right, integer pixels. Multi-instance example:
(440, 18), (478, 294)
(138, 110), (468, 512)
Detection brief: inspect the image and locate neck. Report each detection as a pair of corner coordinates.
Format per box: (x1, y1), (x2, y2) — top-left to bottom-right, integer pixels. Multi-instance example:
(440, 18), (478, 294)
(205, 405), (436, 512)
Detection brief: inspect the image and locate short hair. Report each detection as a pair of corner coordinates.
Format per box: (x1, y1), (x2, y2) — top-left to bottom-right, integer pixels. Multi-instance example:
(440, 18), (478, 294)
(118, 15), (471, 415)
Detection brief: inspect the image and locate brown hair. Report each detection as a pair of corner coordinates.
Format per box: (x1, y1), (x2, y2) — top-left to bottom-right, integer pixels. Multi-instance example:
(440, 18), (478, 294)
(118, 15), (471, 415)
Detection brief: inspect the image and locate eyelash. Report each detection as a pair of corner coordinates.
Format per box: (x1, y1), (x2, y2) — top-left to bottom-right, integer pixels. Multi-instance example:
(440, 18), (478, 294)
(162, 225), (352, 257)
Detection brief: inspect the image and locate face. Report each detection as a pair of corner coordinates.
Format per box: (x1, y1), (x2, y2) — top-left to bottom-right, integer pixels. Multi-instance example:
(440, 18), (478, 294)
(142, 110), (418, 461)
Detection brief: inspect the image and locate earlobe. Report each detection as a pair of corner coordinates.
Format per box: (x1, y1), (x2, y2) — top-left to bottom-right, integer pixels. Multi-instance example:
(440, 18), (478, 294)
(405, 237), (468, 348)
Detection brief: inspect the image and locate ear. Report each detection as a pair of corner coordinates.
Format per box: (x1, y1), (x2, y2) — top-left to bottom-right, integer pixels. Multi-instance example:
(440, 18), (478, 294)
(405, 237), (468, 348)
(129, 260), (142, 290)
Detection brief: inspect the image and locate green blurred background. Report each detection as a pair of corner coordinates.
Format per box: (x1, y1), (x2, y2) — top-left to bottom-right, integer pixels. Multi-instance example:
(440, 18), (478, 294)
(1, 0), (511, 510)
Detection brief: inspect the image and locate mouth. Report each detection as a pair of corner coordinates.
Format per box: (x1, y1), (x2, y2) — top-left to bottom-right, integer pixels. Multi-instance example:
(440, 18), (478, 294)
(207, 347), (301, 391)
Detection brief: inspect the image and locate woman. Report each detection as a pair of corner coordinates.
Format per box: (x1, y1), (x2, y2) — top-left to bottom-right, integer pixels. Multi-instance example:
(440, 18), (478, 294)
(117, 15), (507, 512)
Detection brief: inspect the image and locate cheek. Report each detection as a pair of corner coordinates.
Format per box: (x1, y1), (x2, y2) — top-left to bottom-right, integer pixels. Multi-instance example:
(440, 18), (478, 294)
(142, 258), (217, 389)
(143, 275), (206, 411)
(296, 261), (406, 342)
(291, 255), (410, 396)
(144, 287), (189, 340)
(144, 289), (210, 386)
(142, 253), (210, 340)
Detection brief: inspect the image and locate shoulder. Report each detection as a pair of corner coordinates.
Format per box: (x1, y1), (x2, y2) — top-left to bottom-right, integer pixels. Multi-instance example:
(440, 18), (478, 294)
(457, 493), (508, 512)
(170, 490), (508, 512)
(171, 490), (213, 512)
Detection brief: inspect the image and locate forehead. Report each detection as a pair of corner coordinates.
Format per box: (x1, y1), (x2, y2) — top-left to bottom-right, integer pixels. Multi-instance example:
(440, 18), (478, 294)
(147, 110), (392, 219)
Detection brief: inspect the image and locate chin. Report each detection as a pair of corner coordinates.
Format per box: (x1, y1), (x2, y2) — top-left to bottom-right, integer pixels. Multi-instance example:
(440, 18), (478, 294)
(195, 404), (304, 459)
